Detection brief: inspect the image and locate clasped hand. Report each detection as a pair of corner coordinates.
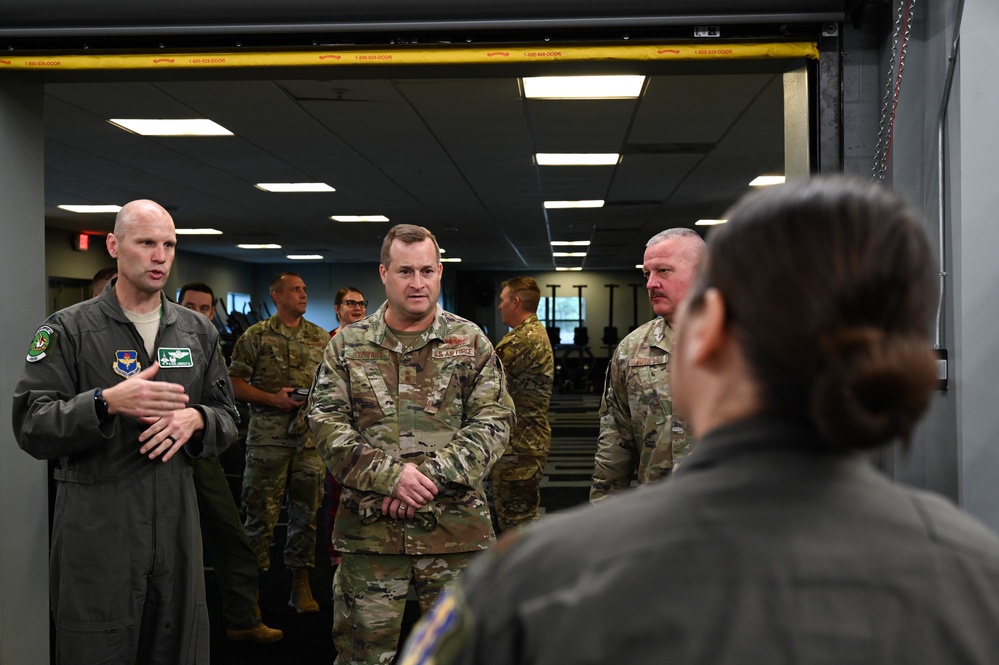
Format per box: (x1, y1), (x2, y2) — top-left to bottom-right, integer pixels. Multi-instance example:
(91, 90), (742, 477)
(101, 362), (205, 462)
(382, 463), (439, 520)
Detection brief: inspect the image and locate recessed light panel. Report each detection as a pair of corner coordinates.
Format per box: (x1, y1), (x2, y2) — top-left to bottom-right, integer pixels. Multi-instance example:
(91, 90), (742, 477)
(523, 76), (645, 100)
(330, 215), (390, 223)
(749, 175), (784, 187)
(108, 119), (233, 136)
(550, 241), (591, 246)
(176, 228), (223, 235)
(237, 244), (282, 249)
(536, 153), (620, 166)
(255, 183), (335, 193)
(58, 204), (122, 214)
(749, 175), (786, 187)
(544, 200), (604, 209)
(695, 219), (728, 226)
(286, 254), (324, 260)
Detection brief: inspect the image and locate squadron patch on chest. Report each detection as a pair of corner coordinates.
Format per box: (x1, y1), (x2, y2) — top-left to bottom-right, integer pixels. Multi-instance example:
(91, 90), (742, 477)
(113, 350), (142, 378)
(158, 347), (194, 368)
(26, 325), (54, 363)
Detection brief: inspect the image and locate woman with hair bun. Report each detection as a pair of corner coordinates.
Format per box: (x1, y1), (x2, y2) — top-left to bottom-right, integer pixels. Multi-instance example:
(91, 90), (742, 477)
(399, 176), (999, 665)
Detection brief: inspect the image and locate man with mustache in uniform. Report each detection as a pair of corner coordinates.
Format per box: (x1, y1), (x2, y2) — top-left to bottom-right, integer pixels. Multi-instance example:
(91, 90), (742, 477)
(590, 228), (705, 502)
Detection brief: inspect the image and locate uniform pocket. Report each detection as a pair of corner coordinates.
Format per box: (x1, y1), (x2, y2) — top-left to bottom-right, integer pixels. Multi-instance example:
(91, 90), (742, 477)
(348, 363), (395, 432)
(424, 364), (466, 429)
(56, 620), (129, 665)
(636, 363), (672, 426)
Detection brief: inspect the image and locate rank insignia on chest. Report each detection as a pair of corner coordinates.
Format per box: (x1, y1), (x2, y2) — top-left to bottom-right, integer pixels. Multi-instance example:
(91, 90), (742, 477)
(113, 350), (142, 378)
(158, 347), (193, 368)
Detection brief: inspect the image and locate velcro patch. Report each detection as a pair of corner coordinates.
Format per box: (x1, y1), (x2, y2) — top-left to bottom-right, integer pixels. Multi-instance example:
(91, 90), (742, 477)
(26, 325), (54, 363)
(628, 356), (668, 367)
(158, 347), (194, 368)
(433, 347), (474, 359)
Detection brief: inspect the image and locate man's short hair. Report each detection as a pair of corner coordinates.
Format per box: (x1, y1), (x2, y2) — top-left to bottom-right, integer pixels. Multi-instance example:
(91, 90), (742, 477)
(269, 272), (302, 292)
(92, 266), (117, 285)
(380, 224), (440, 268)
(179, 281), (215, 303)
(501, 276), (541, 313)
(646, 227), (704, 247)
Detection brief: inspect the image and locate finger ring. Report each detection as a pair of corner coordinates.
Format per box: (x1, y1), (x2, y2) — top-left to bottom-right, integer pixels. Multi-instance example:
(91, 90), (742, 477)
(165, 435), (176, 444)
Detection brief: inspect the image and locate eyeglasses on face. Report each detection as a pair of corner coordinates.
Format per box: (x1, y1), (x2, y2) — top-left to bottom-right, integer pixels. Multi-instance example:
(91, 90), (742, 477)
(342, 299), (368, 308)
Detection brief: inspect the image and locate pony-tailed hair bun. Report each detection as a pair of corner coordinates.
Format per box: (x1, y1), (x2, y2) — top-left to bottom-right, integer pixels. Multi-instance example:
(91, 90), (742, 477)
(810, 327), (938, 451)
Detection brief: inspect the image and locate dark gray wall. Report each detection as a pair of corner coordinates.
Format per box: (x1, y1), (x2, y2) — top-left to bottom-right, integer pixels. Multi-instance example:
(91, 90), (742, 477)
(0, 76), (50, 665)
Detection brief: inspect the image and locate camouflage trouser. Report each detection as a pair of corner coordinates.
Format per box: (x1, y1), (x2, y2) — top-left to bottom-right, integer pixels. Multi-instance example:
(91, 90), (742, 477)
(489, 453), (547, 533)
(241, 443), (324, 571)
(333, 551), (476, 665)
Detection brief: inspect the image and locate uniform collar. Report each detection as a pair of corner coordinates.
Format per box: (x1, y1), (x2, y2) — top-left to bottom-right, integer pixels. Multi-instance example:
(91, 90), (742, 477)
(510, 313), (540, 332)
(367, 301), (447, 352)
(650, 316), (673, 353)
(265, 314), (306, 338)
(674, 414), (847, 479)
(98, 283), (176, 326)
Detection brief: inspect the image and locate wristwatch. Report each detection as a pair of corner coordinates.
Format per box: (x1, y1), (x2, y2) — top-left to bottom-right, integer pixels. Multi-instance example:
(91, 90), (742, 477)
(94, 387), (111, 422)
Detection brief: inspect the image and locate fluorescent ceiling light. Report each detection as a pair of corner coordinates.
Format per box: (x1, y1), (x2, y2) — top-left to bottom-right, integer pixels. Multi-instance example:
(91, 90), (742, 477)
(544, 200), (604, 209)
(553, 252), (588, 258)
(556, 267), (583, 271)
(523, 75), (645, 100)
(237, 243), (282, 249)
(286, 254), (324, 260)
(331, 215), (390, 223)
(58, 204), (122, 214)
(551, 240), (591, 246)
(635, 264), (643, 269)
(176, 228), (223, 235)
(108, 118), (233, 136)
(440, 258), (462, 263)
(255, 183), (335, 193)
(536, 153), (620, 166)
(695, 219), (728, 226)
(749, 175), (786, 187)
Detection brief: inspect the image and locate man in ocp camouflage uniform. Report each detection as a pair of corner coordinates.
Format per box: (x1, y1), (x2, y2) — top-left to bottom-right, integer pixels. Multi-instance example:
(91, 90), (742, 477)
(489, 276), (554, 532)
(229, 272), (329, 613)
(308, 224), (515, 665)
(590, 228), (705, 503)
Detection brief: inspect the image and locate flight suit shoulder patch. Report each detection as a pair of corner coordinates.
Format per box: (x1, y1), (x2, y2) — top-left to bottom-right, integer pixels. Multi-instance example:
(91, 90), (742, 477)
(26, 325), (55, 363)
